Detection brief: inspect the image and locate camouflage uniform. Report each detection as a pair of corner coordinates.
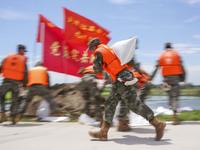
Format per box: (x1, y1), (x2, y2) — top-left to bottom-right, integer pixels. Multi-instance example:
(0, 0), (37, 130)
(79, 73), (103, 118)
(138, 82), (151, 102)
(163, 75), (180, 112)
(93, 53), (154, 125)
(0, 60), (28, 118)
(0, 79), (23, 117)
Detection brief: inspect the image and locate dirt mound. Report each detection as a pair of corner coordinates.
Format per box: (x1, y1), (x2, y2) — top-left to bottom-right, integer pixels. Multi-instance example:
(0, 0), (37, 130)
(24, 82), (105, 120)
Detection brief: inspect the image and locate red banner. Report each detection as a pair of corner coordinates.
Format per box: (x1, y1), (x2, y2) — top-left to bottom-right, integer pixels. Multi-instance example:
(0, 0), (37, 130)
(38, 11), (110, 77)
(63, 42), (94, 77)
(37, 14), (62, 42)
(42, 22), (94, 76)
(63, 7), (111, 46)
(42, 23), (64, 73)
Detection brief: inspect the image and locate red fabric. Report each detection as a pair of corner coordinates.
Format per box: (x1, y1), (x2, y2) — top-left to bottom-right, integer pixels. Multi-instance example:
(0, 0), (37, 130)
(63, 41), (94, 77)
(42, 23), (94, 76)
(37, 14), (62, 42)
(42, 23), (64, 73)
(63, 7), (111, 45)
(39, 10), (111, 77)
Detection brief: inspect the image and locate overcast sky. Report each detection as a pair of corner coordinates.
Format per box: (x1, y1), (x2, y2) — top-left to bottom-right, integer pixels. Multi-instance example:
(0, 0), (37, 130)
(0, 0), (200, 85)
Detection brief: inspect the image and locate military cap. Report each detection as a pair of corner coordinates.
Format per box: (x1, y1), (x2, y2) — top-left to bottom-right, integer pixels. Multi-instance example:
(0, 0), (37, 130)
(18, 44), (28, 52)
(86, 38), (101, 51)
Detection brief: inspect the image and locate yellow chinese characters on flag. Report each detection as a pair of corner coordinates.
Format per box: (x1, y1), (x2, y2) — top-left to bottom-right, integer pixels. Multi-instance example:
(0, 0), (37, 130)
(63, 7), (111, 46)
(63, 41), (95, 77)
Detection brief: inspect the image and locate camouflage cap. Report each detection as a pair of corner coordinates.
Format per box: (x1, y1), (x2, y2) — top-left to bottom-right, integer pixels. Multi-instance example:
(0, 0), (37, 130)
(165, 42), (172, 49)
(18, 44), (28, 52)
(86, 38), (101, 51)
(35, 61), (43, 67)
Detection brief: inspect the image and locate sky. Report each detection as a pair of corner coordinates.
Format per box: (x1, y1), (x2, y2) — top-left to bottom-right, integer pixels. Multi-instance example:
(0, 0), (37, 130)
(0, 0), (200, 85)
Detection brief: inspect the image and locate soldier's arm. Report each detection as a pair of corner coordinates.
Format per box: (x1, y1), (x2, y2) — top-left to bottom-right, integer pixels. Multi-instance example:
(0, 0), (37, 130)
(93, 52), (103, 73)
(151, 60), (160, 80)
(0, 59), (5, 73)
(47, 72), (51, 89)
(23, 63), (28, 87)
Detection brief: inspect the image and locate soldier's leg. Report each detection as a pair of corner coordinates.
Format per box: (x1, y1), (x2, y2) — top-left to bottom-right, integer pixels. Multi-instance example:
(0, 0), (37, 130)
(89, 83), (120, 141)
(124, 85), (166, 141)
(117, 100), (131, 131)
(20, 89), (35, 114)
(170, 84), (180, 125)
(39, 86), (60, 114)
(89, 81), (103, 118)
(0, 84), (10, 123)
(10, 83), (20, 118)
(139, 83), (151, 102)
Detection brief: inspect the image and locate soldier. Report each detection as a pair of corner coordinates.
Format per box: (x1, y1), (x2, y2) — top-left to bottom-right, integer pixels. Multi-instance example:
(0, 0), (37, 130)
(87, 38), (166, 141)
(133, 62), (152, 102)
(0, 44), (28, 124)
(78, 65), (104, 126)
(152, 42), (186, 125)
(15, 61), (62, 122)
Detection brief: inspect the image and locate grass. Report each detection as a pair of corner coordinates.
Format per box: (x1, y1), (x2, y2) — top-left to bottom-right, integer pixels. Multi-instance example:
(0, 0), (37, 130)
(156, 110), (200, 121)
(101, 87), (200, 97)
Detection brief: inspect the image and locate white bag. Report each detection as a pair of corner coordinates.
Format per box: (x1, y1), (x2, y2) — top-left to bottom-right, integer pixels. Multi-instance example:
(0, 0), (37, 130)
(36, 100), (50, 119)
(111, 37), (137, 65)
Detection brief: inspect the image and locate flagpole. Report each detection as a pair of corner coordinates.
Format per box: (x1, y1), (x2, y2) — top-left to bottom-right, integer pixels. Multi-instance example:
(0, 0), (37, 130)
(32, 42), (37, 68)
(40, 22), (45, 64)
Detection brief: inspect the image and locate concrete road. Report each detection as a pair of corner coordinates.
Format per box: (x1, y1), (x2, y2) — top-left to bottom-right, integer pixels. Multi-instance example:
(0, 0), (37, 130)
(0, 121), (199, 150)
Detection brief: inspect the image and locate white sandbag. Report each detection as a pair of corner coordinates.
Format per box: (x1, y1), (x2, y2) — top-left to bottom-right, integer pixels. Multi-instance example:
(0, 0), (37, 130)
(41, 116), (70, 122)
(36, 100), (50, 119)
(111, 37), (137, 65)
(78, 114), (100, 126)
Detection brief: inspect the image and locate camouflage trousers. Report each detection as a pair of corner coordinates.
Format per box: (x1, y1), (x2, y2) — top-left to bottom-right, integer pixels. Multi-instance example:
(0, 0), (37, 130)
(138, 82), (151, 103)
(104, 81), (154, 125)
(0, 80), (21, 117)
(79, 76), (103, 118)
(164, 75), (180, 112)
(20, 84), (60, 114)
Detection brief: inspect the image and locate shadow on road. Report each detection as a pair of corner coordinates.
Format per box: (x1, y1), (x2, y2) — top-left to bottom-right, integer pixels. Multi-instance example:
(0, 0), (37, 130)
(1, 123), (43, 127)
(179, 121), (200, 125)
(110, 135), (171, 146)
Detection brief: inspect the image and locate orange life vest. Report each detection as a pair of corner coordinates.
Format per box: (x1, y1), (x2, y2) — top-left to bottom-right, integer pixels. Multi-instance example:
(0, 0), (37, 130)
(159, 50), (183, 76)
(81, 65), (96, 75)
(81, 65), (104, 79)
(1, 54), (27, 80)
(94, 44), (128, 81)
(133, 70), (150, 88)
(27, 66), (48, 86)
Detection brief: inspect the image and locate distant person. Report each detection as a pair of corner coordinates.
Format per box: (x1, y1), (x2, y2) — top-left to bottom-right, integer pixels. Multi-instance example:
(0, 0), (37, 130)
(0, 44), (28, 124)
(15, 61), (63, 123)
(152, 42), (186, 125)
(78, 65), (104, 126)
(87, 38), (166, 141)
(133, 62), (152, 102)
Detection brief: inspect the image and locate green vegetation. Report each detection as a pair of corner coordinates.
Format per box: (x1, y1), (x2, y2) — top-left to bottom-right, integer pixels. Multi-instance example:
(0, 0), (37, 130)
(101, 86), (200, 97)
(156, 110), (200, 121)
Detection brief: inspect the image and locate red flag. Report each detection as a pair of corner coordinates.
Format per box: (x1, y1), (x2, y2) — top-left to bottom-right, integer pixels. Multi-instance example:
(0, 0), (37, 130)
(42, 22), (94, 76)
(63, 7), (111, 45)
(63, 41), (94, 77)
(37, 14), (62, 42)
(42, 23), (64, 73)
